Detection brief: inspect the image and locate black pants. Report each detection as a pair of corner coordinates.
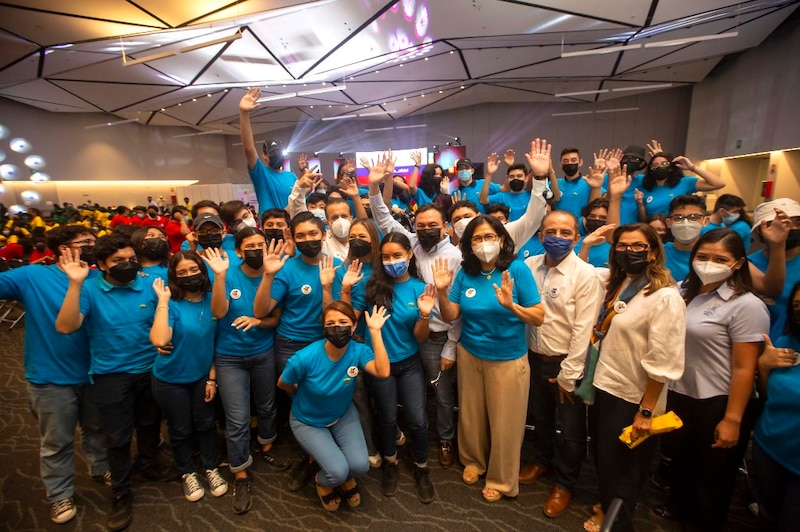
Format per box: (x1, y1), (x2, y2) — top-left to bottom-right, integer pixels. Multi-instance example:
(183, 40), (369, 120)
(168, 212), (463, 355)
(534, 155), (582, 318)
(594, 388), (658, 532)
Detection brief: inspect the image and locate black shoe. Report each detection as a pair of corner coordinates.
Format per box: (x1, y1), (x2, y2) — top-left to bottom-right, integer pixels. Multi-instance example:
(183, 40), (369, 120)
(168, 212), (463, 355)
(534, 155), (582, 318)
(288, 459), (319, 492)
(139, 463), (171, 481)
(652, 504), (682, 521)
(260, 449), (291, 471)
(381, 461), (399, 497)
(414, 466), (434, 504)
(232, 478), (252, 515)
(107, 492), (132, 531)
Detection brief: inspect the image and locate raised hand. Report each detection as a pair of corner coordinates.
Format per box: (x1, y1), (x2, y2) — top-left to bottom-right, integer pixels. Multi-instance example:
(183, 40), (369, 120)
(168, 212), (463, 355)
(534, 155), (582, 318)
(503, 149), (515, 166)
(201, 247), (230, 275)
(582, 224), (616, 247)
(367, 152), (391, 185)
(672, 155), (694, 171)
(263, 238), (288, 275)
(318, 255), (339, 288)
(431, 257), (454, 291)
(338, 176), (361, 198)
(761, 208), (790, 245)
(583, 164), (605, 189)
(365, 305), (391, 330)
(410, 150), (422, 167)
(608, 148), (624, 164)
(298, 166), (323, 189)
(606, 155), (621, 175)
(417, 284), (436, 317)
(59, 248), (90, 283)
(239, 87), (261, 113)
(384, 149), (396, 175)
(231, 315), (261, 332)
(607, 164), (631, 199)
(492, 270), (515, 309)
(525, 138), (552, 176)
(342, 259), (364, 288)
(451, 190), (465, 202)
(634, 188), (644, 205)
(486, 152), (500, 175)
(152, 277), (171, 303)
(593, 150), (610, 171)
(646, 139), (663, 157)
(297, 153), (309, 172)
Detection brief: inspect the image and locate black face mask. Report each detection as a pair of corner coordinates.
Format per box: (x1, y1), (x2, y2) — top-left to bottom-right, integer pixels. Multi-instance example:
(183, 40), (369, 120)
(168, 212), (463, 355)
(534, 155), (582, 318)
(198, 233), (223, 250)
(349, 238), (372, 258)
(141, 238), (168, 260)
(267, 153), (283, 170)
(107, 261), (140, 284)
(416, 228), (442, 250)
(614, 250), (650, 275)
(791, 309), (800, 327)
(324, 325), (352, 349)
(296, 239), (322, 258)
(243, 249), (263, 269)
(585, 218), (605, 234)
(651, 167), (672, 181)
(80, 245), (95, 265)
(263, 229), (285, 244)
(509, 179), (525, 192)
(624, 161), (642, 175)
(562, 163), (579, 177)
(34, 243), (46, 252)
(785, 229), (800, 251)
(177, 272), (206, 293)
(364, 207), (373, 219)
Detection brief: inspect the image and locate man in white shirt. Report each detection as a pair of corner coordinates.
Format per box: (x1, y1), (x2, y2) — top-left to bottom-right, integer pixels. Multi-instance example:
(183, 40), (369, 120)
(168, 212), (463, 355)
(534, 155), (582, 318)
(521, 210), (604, 518)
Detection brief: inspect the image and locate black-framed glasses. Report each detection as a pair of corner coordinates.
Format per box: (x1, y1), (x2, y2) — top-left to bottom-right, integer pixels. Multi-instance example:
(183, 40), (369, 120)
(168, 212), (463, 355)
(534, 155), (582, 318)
(668, 213), (704, 223)
(650, 162), (671, 170)
(615, 243), (649, 252)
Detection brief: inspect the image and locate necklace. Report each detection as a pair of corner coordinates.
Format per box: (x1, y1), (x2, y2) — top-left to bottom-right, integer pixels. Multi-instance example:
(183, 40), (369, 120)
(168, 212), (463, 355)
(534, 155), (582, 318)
(481, 267), (496, 281)
(185, 293), (205, 321)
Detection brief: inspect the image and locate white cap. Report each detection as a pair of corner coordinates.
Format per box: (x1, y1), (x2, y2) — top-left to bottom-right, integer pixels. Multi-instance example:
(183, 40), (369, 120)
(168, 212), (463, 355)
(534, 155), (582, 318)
(751, 198), (800, 232)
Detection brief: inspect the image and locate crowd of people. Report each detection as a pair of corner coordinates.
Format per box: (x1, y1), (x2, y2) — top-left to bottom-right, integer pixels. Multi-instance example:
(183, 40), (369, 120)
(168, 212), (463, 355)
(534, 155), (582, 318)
(1, 88), (799, 532)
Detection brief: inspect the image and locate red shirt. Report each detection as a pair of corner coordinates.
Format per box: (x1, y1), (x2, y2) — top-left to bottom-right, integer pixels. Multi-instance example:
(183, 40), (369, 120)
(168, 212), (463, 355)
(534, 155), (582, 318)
(0, 243), (25, 261)
(30, 248), (56, 264)
(140, 215), (167, 229)
(164, 220), (186, 253)
(110, 214), (133, 228)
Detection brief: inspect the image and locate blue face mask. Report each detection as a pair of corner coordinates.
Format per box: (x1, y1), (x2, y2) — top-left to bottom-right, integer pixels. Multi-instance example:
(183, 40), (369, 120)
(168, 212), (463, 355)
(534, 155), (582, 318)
(543, 235), (574, 262)
(458, 169), (472, 183)
(721, 211), (740, 225)
(383, 259), (408, 279)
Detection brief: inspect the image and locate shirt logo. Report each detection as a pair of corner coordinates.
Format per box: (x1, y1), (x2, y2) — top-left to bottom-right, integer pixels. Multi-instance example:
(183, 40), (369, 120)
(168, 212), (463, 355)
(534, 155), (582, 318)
(613, 301), (627, 313)
(548, 287), (560, 298)
(646, 196), (653, 204)
(408, 301), (416, 308)
(301, 284), (312, 295)
(465, 288), (476, 298)
(230, 289), (241, 300)
(524, 250), (530, 258)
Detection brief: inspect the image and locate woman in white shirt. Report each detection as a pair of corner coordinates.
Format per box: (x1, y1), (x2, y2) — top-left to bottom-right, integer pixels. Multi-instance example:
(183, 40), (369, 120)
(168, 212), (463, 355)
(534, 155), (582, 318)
(586, 223), (686, 532)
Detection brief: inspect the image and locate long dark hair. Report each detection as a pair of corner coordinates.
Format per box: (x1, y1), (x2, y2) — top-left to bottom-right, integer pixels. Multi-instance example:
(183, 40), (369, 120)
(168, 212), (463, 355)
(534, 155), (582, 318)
(682, 229), (753, 304)
(459, 215), (516, 275)
(167, 250), (211, 300)
(642, 152), (683, 190)
(418, 164), (444, 198)
(130, 226), (168, 266)
(365, 233), (418, 311)
(785, 281), (800, 338)
(714, 194), (751, 226)
(345, 218), (381, 268)
(607, 223), (673, 297)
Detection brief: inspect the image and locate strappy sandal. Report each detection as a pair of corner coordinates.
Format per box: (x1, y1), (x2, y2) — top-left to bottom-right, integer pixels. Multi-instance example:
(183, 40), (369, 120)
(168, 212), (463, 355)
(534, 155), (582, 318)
(462, 465), (479, 485)
(583, 511), (604, 532)
(316, 483), (340, 512)
(339, 478), (361, 508)
(482, 486), (503, 502)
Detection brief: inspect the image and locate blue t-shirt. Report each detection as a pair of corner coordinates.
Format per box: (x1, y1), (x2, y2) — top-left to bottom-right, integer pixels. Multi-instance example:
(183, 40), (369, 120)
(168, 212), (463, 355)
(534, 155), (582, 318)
(643, 177), (699, 218)
(141, 264), (168, 282)
(412, 188), (436, 208)
(487, 191), (531, 222)
(517, 234), (545, 261)
(332, 262), (373, 338)
(216, 265), (275, 356)
(248, 158), (297, 214)
(358, 276), (426, 363)
(749, 251), (800, 339)
(664, 242), (692, 282)
(603, 173), (644, 225)
(153, 296), (216, 383)
(282, 339), (374, 427)
(273, 255), (340, 341)
(449, 260), (541, 360)
(0, 265), (97, 385)
(701, 220), (751, 250)
(753, 334), (800, 475)
(460, 179), (500, 213)
(556, 176), (596, 218)
(575, 238), (611, 268)
(79, 274), (158, 375)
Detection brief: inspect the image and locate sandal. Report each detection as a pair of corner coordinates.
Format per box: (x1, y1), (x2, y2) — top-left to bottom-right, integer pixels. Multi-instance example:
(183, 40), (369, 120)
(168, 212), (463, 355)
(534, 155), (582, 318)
(462, 465), (479, 485)
(316, 483), (341, 512)
(583, 514), (604, 532)
(482, 486), (503, 502)
(339, 478), (361, 508)
(592, 502), (602, 515)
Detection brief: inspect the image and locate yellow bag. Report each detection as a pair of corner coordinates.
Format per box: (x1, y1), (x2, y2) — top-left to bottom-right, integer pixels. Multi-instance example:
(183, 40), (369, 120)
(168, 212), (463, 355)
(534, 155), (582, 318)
(619, 411), (683, 449)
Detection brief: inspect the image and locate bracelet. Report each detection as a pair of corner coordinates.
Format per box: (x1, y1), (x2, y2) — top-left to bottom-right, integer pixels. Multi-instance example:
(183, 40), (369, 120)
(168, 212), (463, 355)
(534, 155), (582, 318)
(414, 164), (420, 168)
(206, 380), (218, 387)
(156, 305), (169, 311)
(419, 314), (430, 320)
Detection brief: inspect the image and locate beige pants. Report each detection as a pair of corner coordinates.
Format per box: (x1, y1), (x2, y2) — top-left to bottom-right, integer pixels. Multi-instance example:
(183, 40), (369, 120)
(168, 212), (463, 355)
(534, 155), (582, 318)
(457, 343), (530, 497)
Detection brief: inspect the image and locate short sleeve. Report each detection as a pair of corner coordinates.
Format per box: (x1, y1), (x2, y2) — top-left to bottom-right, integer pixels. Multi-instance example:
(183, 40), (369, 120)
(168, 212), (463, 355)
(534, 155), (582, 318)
(271, 268), (289, 307)
(79, 284), (92, 318)
(729, 294), (770, 343)
(167, 301), (179, 329)
(357, 342), (374, 370)
(512, 261), (541, 306)
(449, 270), (464, 304)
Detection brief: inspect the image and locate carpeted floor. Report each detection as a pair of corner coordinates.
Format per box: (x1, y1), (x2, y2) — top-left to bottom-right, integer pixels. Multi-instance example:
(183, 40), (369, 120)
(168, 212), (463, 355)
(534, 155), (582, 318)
(0, 320), (767, 531)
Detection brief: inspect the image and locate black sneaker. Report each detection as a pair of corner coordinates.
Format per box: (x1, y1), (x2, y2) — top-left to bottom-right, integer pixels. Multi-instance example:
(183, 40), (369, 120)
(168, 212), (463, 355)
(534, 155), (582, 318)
(414, 466), (434, 504)
(139, 463), (171, 481)
(260, 449), (291, 471)
(232, 478), (251, 515)
(287, 459), (318, 492)
(107, 492), (132, 531)
(381, 461), (399, 497)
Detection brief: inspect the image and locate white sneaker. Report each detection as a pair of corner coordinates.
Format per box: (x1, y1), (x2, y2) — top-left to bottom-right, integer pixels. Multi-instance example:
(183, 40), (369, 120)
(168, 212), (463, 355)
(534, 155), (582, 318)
(51, 497), (76, 524)
(205, 468), (228, 497)
(182, 472), (205, 502)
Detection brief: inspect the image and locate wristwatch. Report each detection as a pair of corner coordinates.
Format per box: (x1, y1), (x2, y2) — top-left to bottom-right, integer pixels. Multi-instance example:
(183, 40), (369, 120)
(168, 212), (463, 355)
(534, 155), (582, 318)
(638, 405), (653, 418)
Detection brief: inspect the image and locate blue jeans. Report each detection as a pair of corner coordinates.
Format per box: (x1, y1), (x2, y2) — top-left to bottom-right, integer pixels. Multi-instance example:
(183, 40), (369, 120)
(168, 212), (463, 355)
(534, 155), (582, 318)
(151, 376), (219, 474)
(290, 403), (369, 487)
(275, 336), (313, 377)
(28, 383), (108, 502)
(216, 350), (277, 472)
(529, 352), (587, 492)
(92, 372), (162, 495)
(366, 354), (429, 465)
(419, 334), (456, 441)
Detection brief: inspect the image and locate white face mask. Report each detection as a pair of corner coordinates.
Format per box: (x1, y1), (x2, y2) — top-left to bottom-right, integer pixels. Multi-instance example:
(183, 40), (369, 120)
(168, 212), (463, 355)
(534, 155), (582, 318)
(453, 217), (472, 239)
(331, 217), (351, 239)
(473, 241), (501, 264)
(241, 217), (258, 229)
(692, 260), (734, 286)
(670, 219), (703, 244)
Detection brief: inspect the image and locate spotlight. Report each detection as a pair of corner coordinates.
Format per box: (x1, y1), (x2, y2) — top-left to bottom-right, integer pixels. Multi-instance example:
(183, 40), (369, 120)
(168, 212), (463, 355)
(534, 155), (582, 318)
(338, 152), (344, 157)
(432, 144), (439, 153)
(454, 137), (461, 146)
(446, 142), (452, 147)
(314, 151), (319, 156)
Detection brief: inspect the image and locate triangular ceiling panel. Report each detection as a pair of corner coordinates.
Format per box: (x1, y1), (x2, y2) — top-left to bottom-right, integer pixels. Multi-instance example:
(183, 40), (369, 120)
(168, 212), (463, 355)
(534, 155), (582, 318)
(343, 81), (452, 105)
(146, 112), (194, 127)
(50, 80), (179, 112)
(0, 52), (38, 89)
(491, 53), (619, 80)
(0, 79), (98, 111)
(612, 59), (722, 83)
(463, 47), (562, 79)
(514, 0), (651, 26)
(152, 91), (227, 125)
(42, 50), (121, 79)
(651, 0), (753, 25)
(0, 32), (39, 69)
(4, 0), (168, 27)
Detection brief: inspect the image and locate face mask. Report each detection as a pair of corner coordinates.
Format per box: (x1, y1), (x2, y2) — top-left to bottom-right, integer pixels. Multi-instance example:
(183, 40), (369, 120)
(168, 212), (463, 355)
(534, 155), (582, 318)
(651, 167), (671, 181)
(80, 245), (95, 265)
(176, 272), (205, 293)
(584, 218), (604, 234)
(345, 169), (356, 178)
(324, 325), (352, 349)
(107, 261), (140, 284)
(264, 229), (284, 244)
(785, 229), (800, 251)
(562, 163), (579, 177)
(296, 239), (322, 258)
(34, 243), (46, 252)
(141, 238), (168, 260)
(310, 208), (326, 223)
(543, 235), (573, 262)
(148, 212), (158, 219)
(720, 210), (740, 225)
(383, 258), (409, 279)
(364, 207), (372, 219)
(453, 217), (471, 239)
(198, 233), (223, 250)
(473, 241), (501, 264)
(183, 215), (190, 224)
(624, 161), (642, 175)
(457, 169), (472, 183)
(509, 179), (525, 192)
(241, 217), (258, 229)
(417, 228), (442, 250)
(692, 260), (734, 286)
(349, 238), (372, 258)
(670, 219), (703, 244)
(267, 154), (283, 170)
(136, 213), (146, 219)
(614, 250), (650, 275)
(243, 249), (263, 269)
(331, 217), (351, 239)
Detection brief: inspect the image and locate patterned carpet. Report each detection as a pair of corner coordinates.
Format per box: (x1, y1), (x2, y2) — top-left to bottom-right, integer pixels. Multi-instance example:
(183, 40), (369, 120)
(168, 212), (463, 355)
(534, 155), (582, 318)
(0, 320), (766, 531)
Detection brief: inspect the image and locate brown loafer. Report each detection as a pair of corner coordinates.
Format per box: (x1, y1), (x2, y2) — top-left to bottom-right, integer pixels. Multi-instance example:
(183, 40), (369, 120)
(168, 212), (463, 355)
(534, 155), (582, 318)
(439, 441), (454, 468)
(543, 486), (573, 518)
(519, 464), (552, 485)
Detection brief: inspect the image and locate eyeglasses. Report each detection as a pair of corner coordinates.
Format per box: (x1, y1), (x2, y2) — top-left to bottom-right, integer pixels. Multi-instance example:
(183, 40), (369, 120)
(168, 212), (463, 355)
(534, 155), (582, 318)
(471, 233), (499, 244)
(650, 162), (671, 170)
(615, 243), (649, 252)
(668, 213), (705, 223)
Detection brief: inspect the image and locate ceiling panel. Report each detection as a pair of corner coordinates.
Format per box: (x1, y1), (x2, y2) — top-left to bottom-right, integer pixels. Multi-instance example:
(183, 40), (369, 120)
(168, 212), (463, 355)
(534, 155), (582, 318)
(514, 0), (652, 26)
(0, 79), (99, 111)
(0, 32), (39, 70)
(463, 47), (561, 79)
(1, 0), (169, 27)
(50, 80), (179, 112)
(0, 52), (38, 89)
(651, 0), (744, 25)
(612, 58), (722, 83)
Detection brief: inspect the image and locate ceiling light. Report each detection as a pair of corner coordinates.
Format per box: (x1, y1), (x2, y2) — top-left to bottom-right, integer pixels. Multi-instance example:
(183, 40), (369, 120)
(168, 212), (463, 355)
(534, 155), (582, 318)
(296, 85), (347, 96)
(84, 118), (140, 130)
(172, 130), (224, 138)
(256, 93), (297, 102)
(358, 110), (397, 117)
(643, 31), (738, 48)
(554, 89), (609, 97)
(611, 83), (673, 92)
(395, 124), (426, 129)
(321, 114), (357, 121)
(551, 111), (594, 117)
(364, 127), (395, 132)
(561, 44), (641, 58)
(595, 107), (640, 114)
